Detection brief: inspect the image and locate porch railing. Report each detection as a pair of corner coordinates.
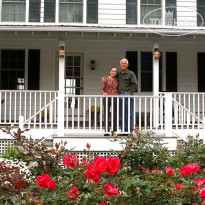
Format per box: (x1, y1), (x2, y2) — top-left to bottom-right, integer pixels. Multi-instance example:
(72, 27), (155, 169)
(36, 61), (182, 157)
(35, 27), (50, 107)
(63, 95), (165, 134)
(0, 91), (204, 139)
(0, 90), (58, 128)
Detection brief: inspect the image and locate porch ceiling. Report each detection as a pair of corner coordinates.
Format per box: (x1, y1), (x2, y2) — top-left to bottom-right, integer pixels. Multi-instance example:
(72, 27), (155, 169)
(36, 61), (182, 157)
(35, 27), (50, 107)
(0, 25), (205, 42)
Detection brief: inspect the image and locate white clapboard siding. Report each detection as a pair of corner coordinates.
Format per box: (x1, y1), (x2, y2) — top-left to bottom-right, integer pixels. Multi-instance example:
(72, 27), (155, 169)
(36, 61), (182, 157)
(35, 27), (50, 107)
(177, 0), (197, 27)
(98, 0), (126, 25)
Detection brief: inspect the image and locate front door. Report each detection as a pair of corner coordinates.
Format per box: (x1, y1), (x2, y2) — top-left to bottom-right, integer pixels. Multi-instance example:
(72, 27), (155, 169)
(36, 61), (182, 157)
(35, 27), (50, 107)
(64, 53), (83, 111)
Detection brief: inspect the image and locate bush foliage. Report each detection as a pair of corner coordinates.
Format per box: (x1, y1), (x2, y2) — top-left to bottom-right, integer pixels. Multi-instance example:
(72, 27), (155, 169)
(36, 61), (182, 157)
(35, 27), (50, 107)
(0, 126), (205, 205)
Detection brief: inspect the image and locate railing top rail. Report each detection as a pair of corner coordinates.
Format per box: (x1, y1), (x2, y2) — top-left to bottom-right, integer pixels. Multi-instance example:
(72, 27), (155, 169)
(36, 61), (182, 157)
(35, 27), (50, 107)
(64, 94), (165, 98)
(0, 90), (58, 93)
(160, 92), (205, 95)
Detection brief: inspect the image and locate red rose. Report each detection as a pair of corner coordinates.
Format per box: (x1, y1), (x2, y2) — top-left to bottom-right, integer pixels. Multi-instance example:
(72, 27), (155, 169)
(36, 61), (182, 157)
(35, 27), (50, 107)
(165, 166), (175, 175)
(85, 163), (101, 183)
(46, 180), (55, 190)
(103, 182), (119, 197)
(63, 153), (79, 168)
(176, 183), (182, 189)
(93, 156), (107, 173)
(106, 156), (120, 175)
(36, 173), (51, 188)
(195, 177), (205, 186)
(202, 201), (205, 205)
(52, 151), (57, 154)
(180, 163), (200, 176)
(36, 173), (55, 190)
(67, 187), (79, 201)
(200, 188), (205, 200)
(99, 200), (106, 205)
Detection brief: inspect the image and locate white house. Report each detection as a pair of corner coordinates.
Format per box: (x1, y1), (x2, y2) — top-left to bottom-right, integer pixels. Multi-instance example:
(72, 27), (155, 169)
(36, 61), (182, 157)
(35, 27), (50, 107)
(0, 0), (205, 155)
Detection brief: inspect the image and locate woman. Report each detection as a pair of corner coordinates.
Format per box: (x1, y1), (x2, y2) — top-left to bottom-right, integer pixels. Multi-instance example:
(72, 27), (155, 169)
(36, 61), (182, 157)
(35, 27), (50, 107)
(101, 67), (118, 135)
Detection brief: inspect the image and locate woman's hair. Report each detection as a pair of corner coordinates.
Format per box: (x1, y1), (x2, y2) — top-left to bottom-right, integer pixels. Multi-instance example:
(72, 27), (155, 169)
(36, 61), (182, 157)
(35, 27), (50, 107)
(110, 67), (117, 71)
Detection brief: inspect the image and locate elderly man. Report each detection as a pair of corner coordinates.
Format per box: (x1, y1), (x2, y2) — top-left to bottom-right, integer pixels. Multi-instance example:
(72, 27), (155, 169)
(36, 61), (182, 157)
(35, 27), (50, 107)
(117, 58), (138, 132)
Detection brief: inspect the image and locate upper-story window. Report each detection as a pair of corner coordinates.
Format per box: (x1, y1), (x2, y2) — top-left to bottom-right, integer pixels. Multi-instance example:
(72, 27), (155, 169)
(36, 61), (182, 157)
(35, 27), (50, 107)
(197, 0), (205, 26)
(59, 0), (83, 23)
(2, 0), (25, 22)
(126, 0), (137, 24)
(44, 0), (56, 22)
(87, 0), (98, 23)
(141, 0), (161, 24)
(126, 0), (176, 26)
(29, 0), (40, 22)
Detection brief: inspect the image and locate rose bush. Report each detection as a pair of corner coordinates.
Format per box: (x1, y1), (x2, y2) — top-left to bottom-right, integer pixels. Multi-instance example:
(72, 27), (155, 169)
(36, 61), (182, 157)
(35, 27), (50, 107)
(0, 126), (205, 204)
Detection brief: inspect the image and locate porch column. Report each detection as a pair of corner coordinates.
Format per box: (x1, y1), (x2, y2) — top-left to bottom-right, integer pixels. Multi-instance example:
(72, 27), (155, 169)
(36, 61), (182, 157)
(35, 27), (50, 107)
(153, 42), (159, 127)
(153, 42), (159, 96)
(164, 93), (173, 137)
(58, 40), (65, 136)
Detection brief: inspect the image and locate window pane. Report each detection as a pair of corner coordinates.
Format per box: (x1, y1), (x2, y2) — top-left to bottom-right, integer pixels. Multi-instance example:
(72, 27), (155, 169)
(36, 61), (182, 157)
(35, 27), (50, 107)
(1, 50), (25, 90)
(59, 1), (83, 22)
(29, 0), (40, 22)
(126, 0), (137, 24)
(197, 0), (205, 26)
(141, 5), (162, 24)
(45, 0), (56, 22)
(87, 0), (98, 23)
(166, 0), (176, 26)
(2, 2), (25, 22)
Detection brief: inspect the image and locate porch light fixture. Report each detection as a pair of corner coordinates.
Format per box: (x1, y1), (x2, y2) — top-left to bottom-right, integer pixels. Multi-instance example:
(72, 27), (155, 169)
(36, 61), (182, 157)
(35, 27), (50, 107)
(59, 46), (65, 58)
(90, 60), (96, 70)
(153, 48), (160, 60)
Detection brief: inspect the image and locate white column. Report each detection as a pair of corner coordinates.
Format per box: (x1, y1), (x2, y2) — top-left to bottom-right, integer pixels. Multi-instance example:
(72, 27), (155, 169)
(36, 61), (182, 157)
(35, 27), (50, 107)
(153, 42), (159, 128)
(165, 93), (173, 137)
(153, 42), (159, 96)
(58, 40), (65, 136)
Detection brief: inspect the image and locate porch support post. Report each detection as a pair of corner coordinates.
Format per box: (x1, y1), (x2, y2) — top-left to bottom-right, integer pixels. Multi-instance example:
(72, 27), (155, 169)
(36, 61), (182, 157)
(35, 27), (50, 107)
(58, 40), (65, 136)
(153, 42), (159, 127)
(165, 93), (173, 137)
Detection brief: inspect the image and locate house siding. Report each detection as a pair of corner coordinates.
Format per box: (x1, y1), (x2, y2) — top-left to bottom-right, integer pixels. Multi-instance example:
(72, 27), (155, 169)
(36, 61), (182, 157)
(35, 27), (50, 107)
(98, 0), (126, 25)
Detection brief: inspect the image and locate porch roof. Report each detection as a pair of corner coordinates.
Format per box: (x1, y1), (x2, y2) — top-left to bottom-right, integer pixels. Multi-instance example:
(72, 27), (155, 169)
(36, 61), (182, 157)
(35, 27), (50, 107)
(0, 25), (205, 38)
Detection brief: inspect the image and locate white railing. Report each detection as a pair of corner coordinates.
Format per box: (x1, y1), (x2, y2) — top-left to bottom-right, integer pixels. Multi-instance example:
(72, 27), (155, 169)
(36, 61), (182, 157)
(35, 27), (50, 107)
(167, 92), (205, 122)
(1, 91), (205, 138)
(63, 95), (165, 134)
(0, 90), (58, 128)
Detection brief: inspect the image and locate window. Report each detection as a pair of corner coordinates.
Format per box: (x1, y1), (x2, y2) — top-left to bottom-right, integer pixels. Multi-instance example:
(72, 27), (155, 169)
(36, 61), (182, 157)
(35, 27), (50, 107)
(65, 56), (81, 108)
(197, 0), (205, 26)
(166, 52), (177, 91)
(141, 52), (162, 92)
(1, 0), (25, 22)
(126, 0), (137, 24)
(1, 50), (25, 90)
(29, 0), (40, 22)
(141, 0), (161, 25)
(198, 53), (205, 91)
(44, 0), (56, 22)
(59, 0), (83, 23)
(165, 0), (176, 26)
(87, 0), (98, 23)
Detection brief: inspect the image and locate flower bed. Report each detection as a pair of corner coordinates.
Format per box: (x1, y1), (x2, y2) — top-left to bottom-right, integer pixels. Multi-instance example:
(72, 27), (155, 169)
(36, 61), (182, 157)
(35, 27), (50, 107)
(0, 127), (205, 204)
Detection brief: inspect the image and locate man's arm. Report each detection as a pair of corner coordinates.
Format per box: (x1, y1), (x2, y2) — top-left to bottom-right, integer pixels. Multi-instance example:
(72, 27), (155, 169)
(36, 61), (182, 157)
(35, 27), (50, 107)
(129, 71), (138, 95)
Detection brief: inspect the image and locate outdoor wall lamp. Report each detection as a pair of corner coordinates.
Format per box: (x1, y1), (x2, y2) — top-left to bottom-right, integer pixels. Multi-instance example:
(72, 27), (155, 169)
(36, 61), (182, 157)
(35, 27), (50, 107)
(59, 46), (65, 58)
(153, 48), (161, 60)
(90, 60), (96, 70)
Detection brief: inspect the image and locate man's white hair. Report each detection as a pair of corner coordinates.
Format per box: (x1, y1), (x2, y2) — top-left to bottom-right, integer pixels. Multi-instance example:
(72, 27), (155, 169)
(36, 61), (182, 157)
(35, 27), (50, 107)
(120, 58), (129, 64)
